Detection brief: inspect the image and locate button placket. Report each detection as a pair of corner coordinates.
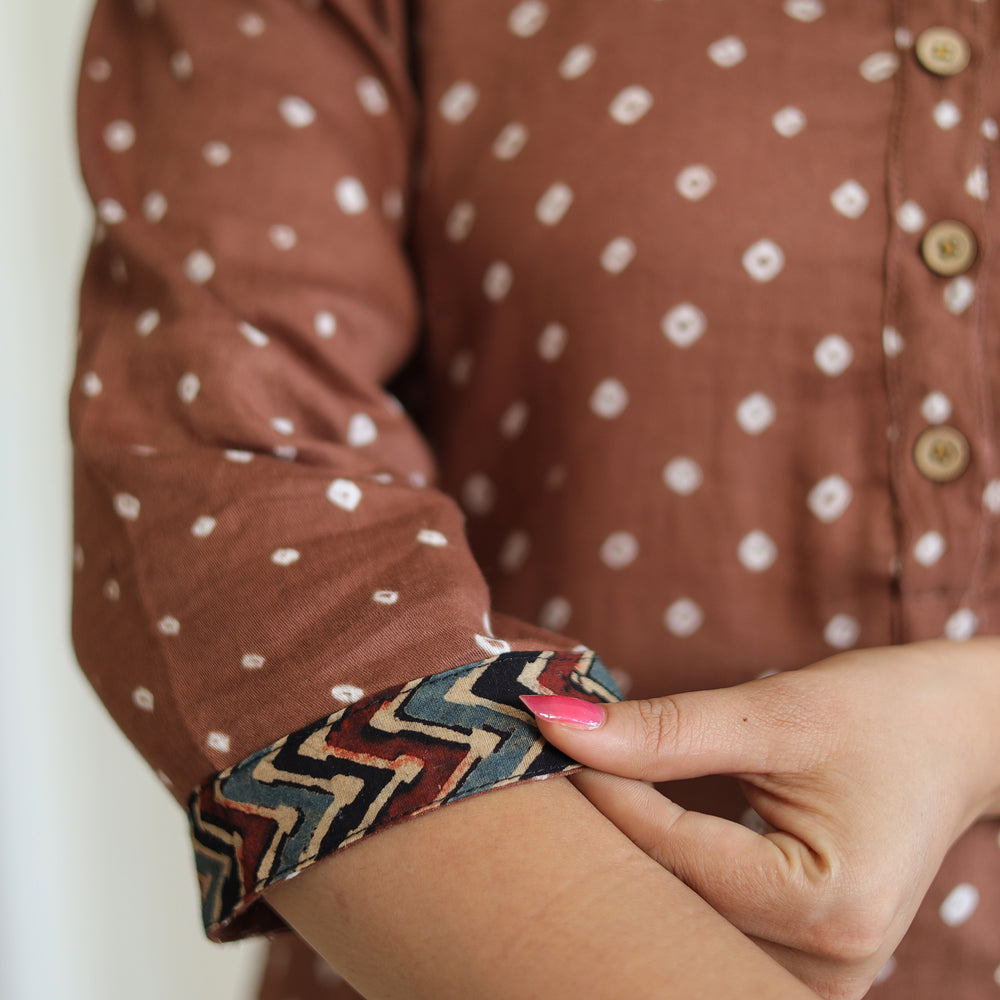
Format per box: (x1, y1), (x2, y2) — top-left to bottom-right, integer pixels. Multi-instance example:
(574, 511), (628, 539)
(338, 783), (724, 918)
(882, 8), (992, 643)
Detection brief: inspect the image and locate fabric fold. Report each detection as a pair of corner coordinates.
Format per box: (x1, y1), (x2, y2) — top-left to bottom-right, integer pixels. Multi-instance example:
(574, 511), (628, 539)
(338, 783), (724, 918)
(189, 647), (622, 941)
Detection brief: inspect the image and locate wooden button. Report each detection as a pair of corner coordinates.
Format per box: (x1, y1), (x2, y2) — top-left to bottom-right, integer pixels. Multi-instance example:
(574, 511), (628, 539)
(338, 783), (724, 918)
(913, 426), (970, 482)
(920, 221), (977, 277)
(915, 27), (971, 76)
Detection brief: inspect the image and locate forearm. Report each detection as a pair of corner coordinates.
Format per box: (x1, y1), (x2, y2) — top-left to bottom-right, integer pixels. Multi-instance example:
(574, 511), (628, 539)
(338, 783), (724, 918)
(267, 776), (817, 1000)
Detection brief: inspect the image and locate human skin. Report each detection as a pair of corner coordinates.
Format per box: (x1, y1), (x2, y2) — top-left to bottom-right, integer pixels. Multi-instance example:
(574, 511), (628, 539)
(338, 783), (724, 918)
(522, 637), (1000, 1000)
(266, 775), (819, 1000)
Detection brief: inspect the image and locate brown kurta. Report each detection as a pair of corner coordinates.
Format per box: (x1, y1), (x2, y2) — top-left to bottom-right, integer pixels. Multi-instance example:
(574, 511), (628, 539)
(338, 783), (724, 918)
(71, 0), (1000, 996)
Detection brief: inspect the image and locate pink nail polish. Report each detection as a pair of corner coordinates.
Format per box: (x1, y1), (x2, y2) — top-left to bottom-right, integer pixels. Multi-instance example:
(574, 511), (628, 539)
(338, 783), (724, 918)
(519, 695), (606, 730)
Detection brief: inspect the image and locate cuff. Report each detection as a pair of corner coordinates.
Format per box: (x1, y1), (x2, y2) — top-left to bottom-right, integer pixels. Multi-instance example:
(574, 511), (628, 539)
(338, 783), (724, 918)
(188, 648), (622, 942)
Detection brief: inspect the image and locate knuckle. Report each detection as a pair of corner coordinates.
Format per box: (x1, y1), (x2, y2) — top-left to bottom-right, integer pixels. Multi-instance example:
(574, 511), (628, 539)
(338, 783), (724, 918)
(631, 696), (682, 761)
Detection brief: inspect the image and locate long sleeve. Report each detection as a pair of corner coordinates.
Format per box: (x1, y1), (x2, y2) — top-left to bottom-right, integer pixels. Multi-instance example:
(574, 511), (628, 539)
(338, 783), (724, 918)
(70, 0), (621, 943)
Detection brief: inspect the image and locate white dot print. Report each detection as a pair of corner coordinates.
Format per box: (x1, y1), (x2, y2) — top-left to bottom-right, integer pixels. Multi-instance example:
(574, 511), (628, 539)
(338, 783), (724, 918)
(238, 12), (265, 36)
(97, 198), (126, 225)
(177, 372), (200, 404)
(446, 201), (476, 242)
(483, 261), (514, 301)
(206, 732), (231, 753)
(661, 303), (706, 348)
(183, 249), (215, 284)
(824, 614), (860, 649)
(983, 118), (999, 141)
(813, 334), (853, 376)
(314, 311), (337, 337)
(913, 531), (946, 567)
(462, 473), (495, 515)
(590, 377), (629, 419)
(508, 1), (548, 37)
(81, 372), (103, 397)
(356, 76), (389, 115)
(830, 180), (869, 219)
(742, 239), (784, 282)
(921, 392), (951, 424)
(983, 479), (1000, 514)
(772, 107), (806, 137)
(894, 28), (913, 49)
(783, 0), (825, 22)
(944, 608), (977, 641)
(113, 492), (140, 520)
(538, 322), (568, 360)
(882, 326), (904, 356)
(600, 237), (636, 274)
(608, 86), (653, 125)
(939, 883), (979, 926)
(103, 579), (120, 601)
(738, 531), (777, 572)
(896, 200), (926, 233)
(332, 684), (365, 703)
(274, 444), (297, 461)
(202, 141), (231, 166)
(132, 687), (154, 712)
(157, 615), (180, 636)
(238, 321), (269, 347)
(372, 590), (399, 605)
(664, 598), (704, 637)
(499, 531), (531, 572)
(807, 475), (853, 523)
(600, 531), (639, 569)
(663, 457), (703, 495)
(439, 81), (479, 123)
(944, 276), (975, 316)
(347, 413), (377, 447)
(279, 95), (316, 128)
(499, 400), (529, 438)
(736, 392), (776, 435)
(675, 165), (715, 201)
(965, 166), (989, 202)
(559, 44), (595, 79)
(170, 50), (193, 80)
(536, 182), (574, 225)
(493, 122), (529, 160)
(224, 449), (254, 463)
(87, 58), (111, 82)
(859, 52), (899, 83)
(270, 416), (294, 436)
(268, 224), (297, 250)
(191, 515), (216, 538)
(327, 478), (362, 511)
(271, 548), (300, 566)
(242, 654), (265, 669)
(708, 36), (746, 67)
(334, 177), (368, 214)
(103, 120), (136, 152)
(539, 596), (572, 631)
(475, 634), (512, 656)
(142, 190), (167, 223)
(417, 528), (448, 547)
(933, 100), (962, 130)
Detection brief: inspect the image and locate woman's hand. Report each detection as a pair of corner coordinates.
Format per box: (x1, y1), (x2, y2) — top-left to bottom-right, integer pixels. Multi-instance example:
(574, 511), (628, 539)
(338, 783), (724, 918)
(521, 638), (1000, 1000)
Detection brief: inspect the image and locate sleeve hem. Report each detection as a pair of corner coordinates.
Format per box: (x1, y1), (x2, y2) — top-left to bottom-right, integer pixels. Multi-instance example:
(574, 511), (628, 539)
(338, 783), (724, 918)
(187, 647), (623, 942)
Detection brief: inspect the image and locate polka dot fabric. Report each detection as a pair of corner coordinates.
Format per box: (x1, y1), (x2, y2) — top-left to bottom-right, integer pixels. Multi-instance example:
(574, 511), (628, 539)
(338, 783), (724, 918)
(70, 0), (1000, 997)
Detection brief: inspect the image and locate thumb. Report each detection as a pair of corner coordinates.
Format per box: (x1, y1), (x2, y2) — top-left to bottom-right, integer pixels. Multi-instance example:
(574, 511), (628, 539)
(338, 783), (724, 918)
(520, 688), (772, 781)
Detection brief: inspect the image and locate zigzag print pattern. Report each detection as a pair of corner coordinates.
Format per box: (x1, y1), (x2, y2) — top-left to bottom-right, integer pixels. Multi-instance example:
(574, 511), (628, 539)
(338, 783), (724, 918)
(188, 648), (622, 941)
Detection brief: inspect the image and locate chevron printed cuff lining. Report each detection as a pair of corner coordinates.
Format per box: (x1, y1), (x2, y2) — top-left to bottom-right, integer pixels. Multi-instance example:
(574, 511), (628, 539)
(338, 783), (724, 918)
(188, 648), (623, 942)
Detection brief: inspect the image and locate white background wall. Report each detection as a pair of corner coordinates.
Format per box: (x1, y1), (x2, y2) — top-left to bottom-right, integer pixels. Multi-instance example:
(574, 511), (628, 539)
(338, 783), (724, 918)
(0, 2), (265, 997)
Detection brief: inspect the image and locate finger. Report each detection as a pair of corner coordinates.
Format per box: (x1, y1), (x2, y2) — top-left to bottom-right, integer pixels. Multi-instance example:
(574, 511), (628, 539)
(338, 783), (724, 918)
(521, 686), (774, 782)
(570, 769), (811, 947)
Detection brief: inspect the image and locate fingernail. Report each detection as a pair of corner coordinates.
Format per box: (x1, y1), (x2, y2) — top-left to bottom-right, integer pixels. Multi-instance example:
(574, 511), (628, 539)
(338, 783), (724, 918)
(519, 695), (606, 730)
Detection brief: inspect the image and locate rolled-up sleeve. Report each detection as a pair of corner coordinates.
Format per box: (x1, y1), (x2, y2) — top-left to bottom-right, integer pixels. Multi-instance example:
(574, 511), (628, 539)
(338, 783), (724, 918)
(70, 0), (621, 942)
